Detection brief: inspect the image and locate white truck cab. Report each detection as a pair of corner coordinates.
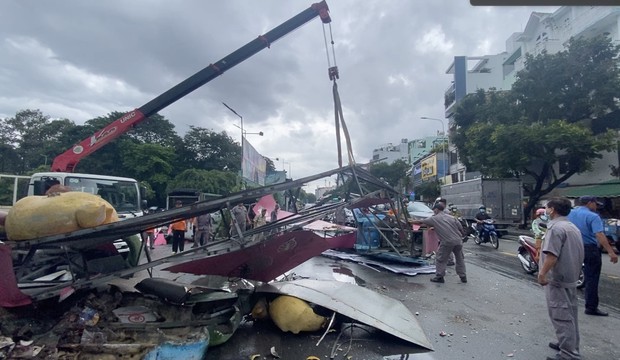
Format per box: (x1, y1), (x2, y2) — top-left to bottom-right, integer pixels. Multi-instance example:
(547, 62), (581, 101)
(28, 172), (146, 255)
(28, 172), (145, 218)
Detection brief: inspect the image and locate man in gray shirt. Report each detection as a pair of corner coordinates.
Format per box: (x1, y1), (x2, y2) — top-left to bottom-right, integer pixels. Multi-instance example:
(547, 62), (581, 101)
(231, 203), (249, 237)
(411, 202), (466, 284)
(538, 197), (584, 360)
(192, 212), (212, 248)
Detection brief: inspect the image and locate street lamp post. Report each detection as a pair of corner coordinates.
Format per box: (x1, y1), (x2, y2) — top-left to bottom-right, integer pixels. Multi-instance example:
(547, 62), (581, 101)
(222, 102), (244, 167)
(223, 102), (263, 188)
(420, 116), (448, 181)
(233, 123), (263, 137)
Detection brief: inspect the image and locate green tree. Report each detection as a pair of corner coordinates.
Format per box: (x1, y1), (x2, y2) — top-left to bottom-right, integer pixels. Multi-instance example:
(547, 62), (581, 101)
(453, 35), (620, 217)
(180, 127), (241, 172)
(120, 142), (177, 207)
(167, 168), (239, 195)
(73, 112), (181, 176)
(1, 110), (77, 173)
(0, 144), (21, 173)
(415, 180), (441, 201)
(369, 159), (410, 191)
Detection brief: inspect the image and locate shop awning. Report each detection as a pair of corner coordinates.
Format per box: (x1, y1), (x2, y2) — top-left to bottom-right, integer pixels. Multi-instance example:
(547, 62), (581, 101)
(555, 180), (620, 198)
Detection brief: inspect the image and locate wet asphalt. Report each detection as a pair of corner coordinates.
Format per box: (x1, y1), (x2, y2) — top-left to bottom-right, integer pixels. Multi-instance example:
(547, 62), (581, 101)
(130, 233), (620, 360)
(200, 236), (620, 360)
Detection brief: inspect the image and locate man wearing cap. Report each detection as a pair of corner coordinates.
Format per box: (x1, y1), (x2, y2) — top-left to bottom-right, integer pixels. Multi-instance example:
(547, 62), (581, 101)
(567, 196), (618, 316)
(435, 197), (456, 266)
(411, 202), (466, 283)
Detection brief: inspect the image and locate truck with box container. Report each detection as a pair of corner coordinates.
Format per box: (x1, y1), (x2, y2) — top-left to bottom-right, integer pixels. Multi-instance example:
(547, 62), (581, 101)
(440, 178), (523, 235)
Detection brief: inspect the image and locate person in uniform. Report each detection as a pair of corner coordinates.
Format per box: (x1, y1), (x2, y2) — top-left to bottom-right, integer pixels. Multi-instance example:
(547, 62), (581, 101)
(435, 198), (456, 266)
(411, 202), (466, 284)
(192, 212), (212, 248)
(231, 203), (250, 237)
(537, 197), (584, 360)
(567, 196), (618, 317)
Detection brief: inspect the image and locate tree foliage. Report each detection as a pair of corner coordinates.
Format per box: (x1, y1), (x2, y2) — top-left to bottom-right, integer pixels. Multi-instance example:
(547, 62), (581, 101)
(452, 35), (620, 217)
(180, 127), (241, 173)
(167, 168), (239, 195)
(415, 180), (440, 201)
(0, 110), (77, 173)
(0, 108), (249, 208)
(369, 159), (411, 191)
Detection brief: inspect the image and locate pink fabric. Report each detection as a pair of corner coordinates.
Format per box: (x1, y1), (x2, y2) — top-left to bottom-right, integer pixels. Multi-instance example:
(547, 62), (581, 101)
(423, 229), (439, 254)
(154, 232), (167, 246)
(252, 194), (295, 220)
(165, 230), (354, 282)
(0, 245), (32, 307)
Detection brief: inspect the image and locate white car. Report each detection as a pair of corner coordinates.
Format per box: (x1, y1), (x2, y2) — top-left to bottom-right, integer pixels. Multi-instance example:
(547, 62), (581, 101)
(407, 201), (434, 220)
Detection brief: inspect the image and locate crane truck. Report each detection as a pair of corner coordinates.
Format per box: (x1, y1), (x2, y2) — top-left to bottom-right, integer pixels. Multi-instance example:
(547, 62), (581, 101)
(1, 1), (334, 306)
(4, 1), (332, 217)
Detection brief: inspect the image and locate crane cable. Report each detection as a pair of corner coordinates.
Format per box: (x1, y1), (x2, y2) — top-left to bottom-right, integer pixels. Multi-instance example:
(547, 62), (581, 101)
(322, 21), (355, 170)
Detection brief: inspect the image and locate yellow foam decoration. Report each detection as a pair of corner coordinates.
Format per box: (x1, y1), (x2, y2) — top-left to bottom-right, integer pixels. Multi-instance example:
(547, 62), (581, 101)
(269, 295), (327, 334)
(5, 192), (119, 241)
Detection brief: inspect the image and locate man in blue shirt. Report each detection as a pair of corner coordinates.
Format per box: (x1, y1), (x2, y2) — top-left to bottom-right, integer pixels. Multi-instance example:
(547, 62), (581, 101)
(567, 196), (618, 316)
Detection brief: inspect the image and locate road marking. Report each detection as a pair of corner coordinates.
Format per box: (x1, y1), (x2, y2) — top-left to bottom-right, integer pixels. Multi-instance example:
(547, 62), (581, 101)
(500, 252), (516, 257)
(606, 275), (619, 280)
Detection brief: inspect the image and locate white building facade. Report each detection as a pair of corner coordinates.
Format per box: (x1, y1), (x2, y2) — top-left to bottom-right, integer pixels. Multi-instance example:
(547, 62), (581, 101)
(445, 6), (620, 188)
(371, 139), (410, 165)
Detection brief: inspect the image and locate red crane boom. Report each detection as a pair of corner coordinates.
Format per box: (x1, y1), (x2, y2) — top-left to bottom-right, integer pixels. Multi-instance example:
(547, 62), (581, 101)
(51, 1), (331, 172)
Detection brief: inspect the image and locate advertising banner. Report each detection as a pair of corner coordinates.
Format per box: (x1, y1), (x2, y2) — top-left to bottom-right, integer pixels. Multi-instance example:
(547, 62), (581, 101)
(421, 154), (437, 180)
(242, 138), (266, 185)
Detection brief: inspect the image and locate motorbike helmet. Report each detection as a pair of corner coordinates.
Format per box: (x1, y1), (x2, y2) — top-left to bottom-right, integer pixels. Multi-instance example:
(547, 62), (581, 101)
(535, 208), (546, 217)
(479, 206), (486, 213)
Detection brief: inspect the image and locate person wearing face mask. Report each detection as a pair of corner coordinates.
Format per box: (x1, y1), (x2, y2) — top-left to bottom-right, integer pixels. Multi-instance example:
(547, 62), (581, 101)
(474, 205), (492, 239)
(567, 196), (618, 317)
(532, 208), (549, 261)
(538, 197), (584, 360)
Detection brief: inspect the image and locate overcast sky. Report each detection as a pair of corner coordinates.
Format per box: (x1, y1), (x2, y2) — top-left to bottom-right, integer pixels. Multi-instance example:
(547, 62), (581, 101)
(0, 1), (559, 191)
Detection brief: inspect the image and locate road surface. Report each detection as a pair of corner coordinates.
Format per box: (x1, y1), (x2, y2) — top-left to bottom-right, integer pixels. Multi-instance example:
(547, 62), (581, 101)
(206, 235), (620, 359)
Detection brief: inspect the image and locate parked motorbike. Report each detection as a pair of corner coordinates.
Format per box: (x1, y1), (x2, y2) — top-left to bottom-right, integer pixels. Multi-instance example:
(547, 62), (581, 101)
(517, 235), (585, 289)
(517, 235), (540, 274)
(470, 219), (499, 249)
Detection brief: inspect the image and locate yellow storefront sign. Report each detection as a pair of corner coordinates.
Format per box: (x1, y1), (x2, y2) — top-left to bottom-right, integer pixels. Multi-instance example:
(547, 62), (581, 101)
(421, 155), (437, 180)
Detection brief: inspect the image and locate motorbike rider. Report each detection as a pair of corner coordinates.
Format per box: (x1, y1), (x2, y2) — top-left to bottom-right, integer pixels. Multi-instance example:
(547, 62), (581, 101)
(531, 208), (548, 261)
(475, 205), (492, 238)
(448, 203), (461, 217)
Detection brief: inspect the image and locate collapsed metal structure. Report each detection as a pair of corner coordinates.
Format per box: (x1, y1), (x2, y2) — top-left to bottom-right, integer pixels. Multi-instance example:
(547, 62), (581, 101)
(2, 164), (420, 305)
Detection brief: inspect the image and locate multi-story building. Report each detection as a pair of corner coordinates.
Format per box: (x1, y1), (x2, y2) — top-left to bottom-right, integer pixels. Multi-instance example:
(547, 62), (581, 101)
(371, 139), (410, 165)
(444, 6), (620, 194)
(409, 134), (448, 165)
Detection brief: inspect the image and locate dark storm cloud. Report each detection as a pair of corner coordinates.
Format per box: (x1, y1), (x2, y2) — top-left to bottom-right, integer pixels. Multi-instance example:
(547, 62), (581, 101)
(0, 0), (557, 185)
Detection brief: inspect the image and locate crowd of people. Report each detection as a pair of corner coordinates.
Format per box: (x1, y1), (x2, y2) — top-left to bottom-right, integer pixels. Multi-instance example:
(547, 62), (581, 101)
(160, 200), (282, 253)
(411, 194), (618, 360)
